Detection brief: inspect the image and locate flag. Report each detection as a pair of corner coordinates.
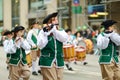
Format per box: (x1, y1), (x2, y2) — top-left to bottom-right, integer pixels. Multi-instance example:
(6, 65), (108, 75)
(72, 6), (82, 14)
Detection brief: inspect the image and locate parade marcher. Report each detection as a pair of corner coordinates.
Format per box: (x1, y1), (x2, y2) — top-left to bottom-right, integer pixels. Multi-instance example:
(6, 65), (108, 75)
(2, 30), (13, 70)
(37, 12), (68, 80)
(3, 26), (31, 80)
(73, 31), (88, 65)
(84, 29), (92, 40)
(64, 29), (74, 71)
(97, 20), (120, 80)
(26, 20), (41, 75)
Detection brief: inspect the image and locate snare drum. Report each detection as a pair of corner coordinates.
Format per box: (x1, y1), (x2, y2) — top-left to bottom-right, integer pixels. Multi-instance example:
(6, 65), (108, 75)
(63, 45), (75, 61)
(75, 46), (86, 61)
(26, 51), (32, 67)
(84, 39), (94, 54)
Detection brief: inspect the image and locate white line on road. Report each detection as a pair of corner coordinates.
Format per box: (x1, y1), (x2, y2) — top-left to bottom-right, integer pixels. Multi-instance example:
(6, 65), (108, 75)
(64, 69), (101, 76)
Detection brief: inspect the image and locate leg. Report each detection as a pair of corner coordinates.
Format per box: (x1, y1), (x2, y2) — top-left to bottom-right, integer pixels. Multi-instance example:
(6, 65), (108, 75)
(21, 65), (31, 80)
(66, 62), (74, 71)
(38, 69), (41, 74)
(41, 64), (57, 80)
(56, 68), (64, 80)
(31, 51), (38, 75)
(10, 65), (20, 80)
(37, 50), (41, 74)
(100, 64), (114, 80)
(82, 60), (88, 65)
(6, 57), (10, 70)
(113, 64), (120, 80)
(8, 65), (12, 79)
(74, 61), (77, 64)
(65, 61), (74, 71)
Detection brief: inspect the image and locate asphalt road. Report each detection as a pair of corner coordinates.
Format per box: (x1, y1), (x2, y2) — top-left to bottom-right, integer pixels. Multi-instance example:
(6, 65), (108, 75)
(0, 47), (102, 80)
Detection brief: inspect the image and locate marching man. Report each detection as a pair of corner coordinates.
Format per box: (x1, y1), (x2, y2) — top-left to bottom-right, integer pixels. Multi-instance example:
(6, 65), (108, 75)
(37, 12), (68, 80)
(3, 26), (31, 80)
(27, 20), (41, 75)
(97, 20), (120, 80)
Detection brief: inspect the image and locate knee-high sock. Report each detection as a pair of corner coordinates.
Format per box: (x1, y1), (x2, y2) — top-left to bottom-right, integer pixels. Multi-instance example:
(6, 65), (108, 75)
(32, 60), (37, 72)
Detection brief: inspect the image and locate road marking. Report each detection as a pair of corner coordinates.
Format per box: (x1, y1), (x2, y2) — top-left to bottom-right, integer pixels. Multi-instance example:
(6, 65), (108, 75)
(64, 69), (101, 76)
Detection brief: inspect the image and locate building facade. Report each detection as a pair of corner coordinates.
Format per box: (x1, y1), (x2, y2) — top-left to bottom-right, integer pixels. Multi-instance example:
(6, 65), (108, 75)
(1, 0), (120, 34)
(2, 0), (57, 31)
(1, 0), (88, 31)
(87, 0), (120, 31)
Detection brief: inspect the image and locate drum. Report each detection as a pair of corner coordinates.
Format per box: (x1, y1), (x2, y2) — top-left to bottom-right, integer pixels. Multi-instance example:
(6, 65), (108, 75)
(63, 45), (75, 61)
(75, 46), (86, 61)
(26, 52), (32, 67)
(84, 39), (94, 54)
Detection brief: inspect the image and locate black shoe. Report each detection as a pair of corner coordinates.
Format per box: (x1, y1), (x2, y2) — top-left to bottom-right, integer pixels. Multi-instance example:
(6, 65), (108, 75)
(74, 61), (77, 65)
(65, 64), (69, 69)
(32, 71), (38, 75)
(7, 66), (9, 70)
(38, 70), (41, 74)
(83, 62), (88, 65)
(68, 67), (74, 71)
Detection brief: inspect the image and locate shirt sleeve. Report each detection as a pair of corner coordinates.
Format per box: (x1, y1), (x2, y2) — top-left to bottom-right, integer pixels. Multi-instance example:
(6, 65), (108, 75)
(37, 30), (48, 49)
(96, 34), (110, 49)
(21, 39), (31, 50)
(51, 26), (68, 42)
(53, 30), (68, 42)
(26, 30), (36, 47)
(110, 32), (120, 46)
(3, 39), (17, 54)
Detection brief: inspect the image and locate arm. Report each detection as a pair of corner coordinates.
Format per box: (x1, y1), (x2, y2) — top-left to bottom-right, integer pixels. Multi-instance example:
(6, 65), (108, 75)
(110, 32), (120, 46)
(37, 30), (48, 49)
(96, 34), (110, 49)
(3, 39), (17, 54)
(21, 39), (31, 50)
(52, 26), (68, 42)
(26, 30), (36, 47)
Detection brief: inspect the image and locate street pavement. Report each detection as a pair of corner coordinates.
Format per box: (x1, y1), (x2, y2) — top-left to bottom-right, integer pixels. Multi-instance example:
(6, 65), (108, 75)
(0, 47), (102, 80)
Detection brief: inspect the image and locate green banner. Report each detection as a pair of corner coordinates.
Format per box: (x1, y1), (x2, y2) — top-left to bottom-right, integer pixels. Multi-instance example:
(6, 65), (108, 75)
(72, 6), (82, 14)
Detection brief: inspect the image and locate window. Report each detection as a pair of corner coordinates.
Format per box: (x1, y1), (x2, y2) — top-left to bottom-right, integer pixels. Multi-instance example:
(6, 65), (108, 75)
(11, 0), (20, 27)
(29, 0), (44, 12)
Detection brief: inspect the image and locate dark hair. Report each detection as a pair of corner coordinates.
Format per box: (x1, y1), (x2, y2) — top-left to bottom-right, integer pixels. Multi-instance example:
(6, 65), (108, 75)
(101, 20), (117, 30)
(74, 31), (81, 37)
(65, 29), (71, 33)
(13, 26), (25, 38)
